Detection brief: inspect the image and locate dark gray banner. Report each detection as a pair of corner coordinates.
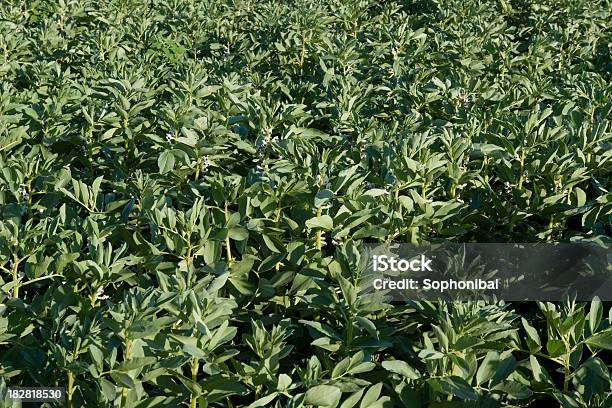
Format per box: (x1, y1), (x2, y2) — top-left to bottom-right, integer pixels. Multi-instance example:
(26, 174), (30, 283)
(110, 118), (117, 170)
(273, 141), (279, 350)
(359, 243), (611, 301)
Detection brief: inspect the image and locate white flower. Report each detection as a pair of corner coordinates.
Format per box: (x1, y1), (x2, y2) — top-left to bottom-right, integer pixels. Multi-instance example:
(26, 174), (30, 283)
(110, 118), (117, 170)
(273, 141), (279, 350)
(201, 155), (210, 171)
(456, 197), (465, 203)
(256, 138), (268, 149)
(514, 153), (520, 160)
(96, 286), (110, 300)
(165, 131), (175, 142)
(17, 187), (29, 201)
(17, 271), (25, 280)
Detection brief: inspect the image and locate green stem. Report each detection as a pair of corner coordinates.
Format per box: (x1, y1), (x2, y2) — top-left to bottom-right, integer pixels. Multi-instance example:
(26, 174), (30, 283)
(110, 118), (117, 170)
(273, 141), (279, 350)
(563, 338), (571, 392)
(517, 151), (525, 190)
(67, 370), (74, 407)
(315, 206), (322, 250)
(224, 202), (233, 264)
(11, 255), (19, 299)
(300, 34), (306, 66)
(186, 241), (193, 267)
(547, 215), (555, 242)
(27, 181), (33, 219)
(190, 358), (199, 408)
(274, 203), (283, 270)
(345, 316), (353, 352)
(87, 128), (94, 174)
(18, 274), (62, 288)
(121, 339), (133, 407)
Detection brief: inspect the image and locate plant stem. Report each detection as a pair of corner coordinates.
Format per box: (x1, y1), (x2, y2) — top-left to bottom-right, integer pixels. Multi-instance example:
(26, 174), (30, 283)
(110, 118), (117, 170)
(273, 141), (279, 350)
(224, 202), (233, 264)
(517, 151), (525, 190)
(27, 181), (33, 219)
(344, 314), (354, 353)
(547, 215), (555, 242)
(67, 370), (74, 407)
(563, 339), (571, 392)
(315, 206), (322, 250)
(300, 33), (306, 67)
(190, 357), (199, 408)
(11, 255), (19, 299)
(121, 339), (133, 407)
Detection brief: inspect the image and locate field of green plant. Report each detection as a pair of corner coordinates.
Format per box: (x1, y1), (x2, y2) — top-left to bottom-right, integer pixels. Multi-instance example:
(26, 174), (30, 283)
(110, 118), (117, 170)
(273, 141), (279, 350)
(0, 0), (611, 406)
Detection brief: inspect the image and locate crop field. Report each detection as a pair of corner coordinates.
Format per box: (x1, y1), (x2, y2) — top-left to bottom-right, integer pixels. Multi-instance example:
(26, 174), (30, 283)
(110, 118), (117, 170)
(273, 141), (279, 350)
(0, 0), (611, 406)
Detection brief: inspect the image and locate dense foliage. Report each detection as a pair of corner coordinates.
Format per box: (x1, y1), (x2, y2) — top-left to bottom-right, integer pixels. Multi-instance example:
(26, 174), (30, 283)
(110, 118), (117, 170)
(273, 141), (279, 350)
(0, 0), (611, 406)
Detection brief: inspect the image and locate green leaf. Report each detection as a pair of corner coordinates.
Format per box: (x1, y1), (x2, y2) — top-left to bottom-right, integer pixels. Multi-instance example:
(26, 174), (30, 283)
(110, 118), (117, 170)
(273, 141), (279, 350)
(277, 374), (292, 391)
(427, 376), (478, 401)
(492, 380), (533, 400)
(553, 391), (580, 408)
(116, 356), (157, 372)
(306, 215), (334, 230)
(339, 389), (364, 408)
(158, 150), (176, 174)
(521, 317), (541, 352)
(530, 355), (546, 383)
(315, 189), (334, 207)
(246, 392), (278, 408)
(360, 383), (382, 408)
(304, 384), (342, 406)
(431, 324), (449, 351)
(573, 187), (587, 207)
(490, 354), (517, 387)
(476, 351), (499, 385)
(110, 371), (136, 389)
(381, 360), (420, 380)
(546, 339), (566, 358)
(585, 329), (612, 351)
(589, 296), (603, 334)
